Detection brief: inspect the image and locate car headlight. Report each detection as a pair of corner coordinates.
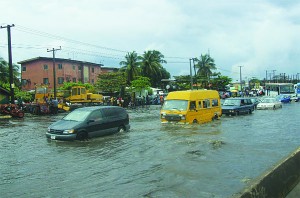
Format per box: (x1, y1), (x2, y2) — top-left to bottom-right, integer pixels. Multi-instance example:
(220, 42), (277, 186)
(180, 114), (186, 120)
(161, 113), (166, 119)
(63, 129), (74, 134)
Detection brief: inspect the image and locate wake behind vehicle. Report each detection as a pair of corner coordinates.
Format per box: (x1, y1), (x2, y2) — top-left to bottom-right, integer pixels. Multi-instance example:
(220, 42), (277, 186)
(46, 106), (130, 141)
(257, 98), (282, 110)
(160, 90), (222, 124)
(222, 98), (255, 116)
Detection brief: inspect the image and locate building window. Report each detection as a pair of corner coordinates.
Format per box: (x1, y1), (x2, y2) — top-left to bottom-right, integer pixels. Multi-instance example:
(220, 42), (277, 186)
(58, 64), (63, 69)
(92, 67), (94, 73)
(44, 64), (48, 70)
(91, 79), (94, 84)
(73, 65), (76, 70)
(22, 66), (26, 71)
(72, 78), (76, 82)
(78, 66), (82, 70)
(43, 78), (49, 84)
(58, 77), (64, 84)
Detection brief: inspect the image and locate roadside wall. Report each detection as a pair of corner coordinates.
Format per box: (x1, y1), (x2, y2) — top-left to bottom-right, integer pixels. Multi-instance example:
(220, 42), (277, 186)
(233, 147), (300, 198)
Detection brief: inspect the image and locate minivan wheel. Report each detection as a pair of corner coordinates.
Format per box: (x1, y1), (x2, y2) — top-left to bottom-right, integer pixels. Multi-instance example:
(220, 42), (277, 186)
(118, 126), (126, 133)
(76, 131), (88, 140)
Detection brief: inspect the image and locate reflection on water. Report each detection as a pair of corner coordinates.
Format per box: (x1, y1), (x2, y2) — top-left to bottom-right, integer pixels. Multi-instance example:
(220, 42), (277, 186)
(0, 103), (300, 197)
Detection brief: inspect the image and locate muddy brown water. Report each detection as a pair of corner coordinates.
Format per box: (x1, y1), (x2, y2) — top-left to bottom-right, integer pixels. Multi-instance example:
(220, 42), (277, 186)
(1, 103), (299, 197)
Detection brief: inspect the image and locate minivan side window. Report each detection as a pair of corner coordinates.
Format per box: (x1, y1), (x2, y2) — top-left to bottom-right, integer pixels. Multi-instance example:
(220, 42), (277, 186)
(89, 110), (103, 121)
(198, 101), (202, 108)
(203, 99), (210, 108)
(212, 99), (218, 107)
(189, 101), (196, 110)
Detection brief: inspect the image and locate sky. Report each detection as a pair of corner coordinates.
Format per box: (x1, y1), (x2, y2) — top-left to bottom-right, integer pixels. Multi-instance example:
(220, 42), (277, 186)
(1, 0), (300, 82)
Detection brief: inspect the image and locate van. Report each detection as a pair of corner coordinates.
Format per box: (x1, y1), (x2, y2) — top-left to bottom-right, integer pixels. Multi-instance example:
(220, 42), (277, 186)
(46, 106), (130, 140)
(160, 90), (222, 124)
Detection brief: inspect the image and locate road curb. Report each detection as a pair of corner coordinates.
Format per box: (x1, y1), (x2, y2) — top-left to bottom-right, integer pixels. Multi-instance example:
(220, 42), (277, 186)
(233, 147), (300, 198)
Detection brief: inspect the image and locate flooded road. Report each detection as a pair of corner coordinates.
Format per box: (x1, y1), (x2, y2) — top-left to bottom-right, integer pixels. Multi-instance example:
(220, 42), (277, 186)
(1, 103), (300, 197)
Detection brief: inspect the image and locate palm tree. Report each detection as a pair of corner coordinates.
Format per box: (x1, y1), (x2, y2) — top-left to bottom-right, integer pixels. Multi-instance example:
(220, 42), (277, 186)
(139, 50), (167, 87)
(119, 51), (141, 85)
(0, 57), (20, 86)
(195, 54), (216, 79)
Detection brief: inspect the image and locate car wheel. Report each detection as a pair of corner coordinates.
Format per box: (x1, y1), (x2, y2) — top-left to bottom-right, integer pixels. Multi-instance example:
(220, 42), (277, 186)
(248, 109), (252, 114)
(235, 111), (239, 116)
(118, 126), (126, 133)
(273, 105), (276, 110)
(76, 131), (88, 140)
(192, 119), (198, 124)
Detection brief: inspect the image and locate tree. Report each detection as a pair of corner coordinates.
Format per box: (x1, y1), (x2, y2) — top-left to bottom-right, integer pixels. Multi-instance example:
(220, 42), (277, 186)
(139, 50), (167, 87)
(95, 72), (126, 93)
(194, 54), (216, 88)
(129, 76), (151, 95)
(119, 51), (141, 86)
(0, 57), (20, 87)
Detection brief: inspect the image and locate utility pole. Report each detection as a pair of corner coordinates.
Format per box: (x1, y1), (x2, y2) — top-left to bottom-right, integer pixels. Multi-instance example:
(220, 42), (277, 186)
(47, 46), (61, 99)
(238, 66), (243, 91)
(272, 70), (276, 83)
(0, 24), (15, 104)
(189, 58), (193, 90)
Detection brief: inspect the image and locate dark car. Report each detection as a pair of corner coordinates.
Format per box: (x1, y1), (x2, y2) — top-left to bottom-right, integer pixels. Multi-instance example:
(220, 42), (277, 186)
(46, 106), (130, 141)
(222, 98), (255, 116)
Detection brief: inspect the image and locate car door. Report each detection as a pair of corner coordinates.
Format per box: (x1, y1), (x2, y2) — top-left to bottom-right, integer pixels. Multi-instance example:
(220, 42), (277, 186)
(85, 109), (105, 138)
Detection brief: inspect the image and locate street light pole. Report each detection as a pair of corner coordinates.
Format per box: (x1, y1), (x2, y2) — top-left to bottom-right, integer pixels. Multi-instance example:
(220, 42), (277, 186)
(238, 66), (243, 91)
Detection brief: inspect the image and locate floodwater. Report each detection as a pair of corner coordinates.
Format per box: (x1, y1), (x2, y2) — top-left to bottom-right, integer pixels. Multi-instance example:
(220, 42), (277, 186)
(1, 103), (300, 198)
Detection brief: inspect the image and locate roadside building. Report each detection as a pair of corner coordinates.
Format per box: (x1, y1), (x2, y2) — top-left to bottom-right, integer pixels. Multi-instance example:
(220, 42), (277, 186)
(18, 57), (117, 91)
(0, 87), (10, 104)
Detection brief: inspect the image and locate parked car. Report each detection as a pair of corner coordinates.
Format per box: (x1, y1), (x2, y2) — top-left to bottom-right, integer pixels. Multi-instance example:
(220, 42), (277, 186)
(46, 106), (130, 141)
(276, 95), (291, 103)
(257, 97), (282, 110)
(221, 98), (255, 116)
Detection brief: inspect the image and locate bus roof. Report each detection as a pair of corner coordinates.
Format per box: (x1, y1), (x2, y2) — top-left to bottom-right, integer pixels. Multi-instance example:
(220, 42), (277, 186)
(166, 90), (219, 100)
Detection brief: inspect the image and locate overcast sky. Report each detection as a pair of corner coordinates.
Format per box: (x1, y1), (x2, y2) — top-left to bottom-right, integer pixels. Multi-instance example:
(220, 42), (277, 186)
(1, 0), (300, 82)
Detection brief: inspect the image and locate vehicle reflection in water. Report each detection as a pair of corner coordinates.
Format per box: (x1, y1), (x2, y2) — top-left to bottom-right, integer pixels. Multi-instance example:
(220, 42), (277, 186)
(1, 103), (300, 197)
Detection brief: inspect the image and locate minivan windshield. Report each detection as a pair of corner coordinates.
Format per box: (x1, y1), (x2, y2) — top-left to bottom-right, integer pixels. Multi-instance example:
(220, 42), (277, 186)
(63, 110), (91, 121)
(162, 100), (188, 111)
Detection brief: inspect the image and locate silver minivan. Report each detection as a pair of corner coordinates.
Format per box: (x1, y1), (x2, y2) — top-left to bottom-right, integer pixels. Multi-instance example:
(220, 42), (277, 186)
(46, 106), (130, 141)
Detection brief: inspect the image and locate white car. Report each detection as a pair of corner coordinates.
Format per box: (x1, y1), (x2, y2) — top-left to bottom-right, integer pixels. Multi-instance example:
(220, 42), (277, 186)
(257, 97), (282, 110)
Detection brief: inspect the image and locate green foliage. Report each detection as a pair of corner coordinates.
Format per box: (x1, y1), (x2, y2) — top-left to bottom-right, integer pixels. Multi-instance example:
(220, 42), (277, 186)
(58, 82), (95, 92)
(129, 76), (151, 93)
(0, 57), (21, 87)
(95, 72), (126, 93)
(209, 74), (232, 91)
(1, 83), (33, 102)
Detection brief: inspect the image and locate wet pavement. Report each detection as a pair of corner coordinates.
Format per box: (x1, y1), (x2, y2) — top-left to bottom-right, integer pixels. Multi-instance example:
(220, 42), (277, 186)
(1, 103), (300, 197)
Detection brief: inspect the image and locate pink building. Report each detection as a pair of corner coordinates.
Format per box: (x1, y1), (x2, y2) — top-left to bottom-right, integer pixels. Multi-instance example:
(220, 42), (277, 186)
(18, 57), (116, 91)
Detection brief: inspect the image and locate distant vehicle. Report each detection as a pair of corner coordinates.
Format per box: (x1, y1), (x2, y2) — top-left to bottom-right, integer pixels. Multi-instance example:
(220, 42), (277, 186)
(256, 98), (282, 110)
(265, 83), (294, 97)
(46, 106), (130, 141)
(276, 95), (291, 103)
(222, 98), (255, 116)
(160, 90), (222, 124)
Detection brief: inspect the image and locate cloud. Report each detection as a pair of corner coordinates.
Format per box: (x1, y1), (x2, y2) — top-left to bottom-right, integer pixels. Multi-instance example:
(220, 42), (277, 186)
(1, 0), (300, 81)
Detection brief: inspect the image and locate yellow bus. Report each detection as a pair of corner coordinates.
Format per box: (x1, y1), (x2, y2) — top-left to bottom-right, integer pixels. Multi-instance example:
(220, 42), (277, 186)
(160, 90), (222, 124)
